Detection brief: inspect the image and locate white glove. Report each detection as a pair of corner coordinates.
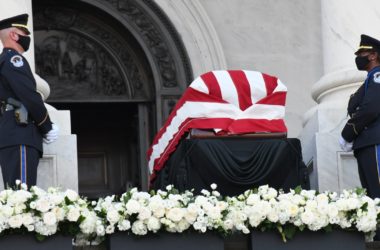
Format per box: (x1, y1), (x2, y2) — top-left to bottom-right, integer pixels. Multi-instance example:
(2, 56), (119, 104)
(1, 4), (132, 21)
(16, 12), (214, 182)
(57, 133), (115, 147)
(339, 136), (353, 152)
(43, 123), (59, 144)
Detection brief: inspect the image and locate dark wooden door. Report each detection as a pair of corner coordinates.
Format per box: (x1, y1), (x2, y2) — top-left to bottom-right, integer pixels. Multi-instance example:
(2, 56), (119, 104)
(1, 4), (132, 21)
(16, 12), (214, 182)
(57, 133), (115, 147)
(55, 103), (140, 198)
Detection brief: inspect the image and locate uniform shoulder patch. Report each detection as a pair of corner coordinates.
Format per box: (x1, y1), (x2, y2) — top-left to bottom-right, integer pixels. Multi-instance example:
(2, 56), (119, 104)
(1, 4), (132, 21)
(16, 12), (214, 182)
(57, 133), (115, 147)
(373, 72), (380, 83)
(10, 55), (23, 68)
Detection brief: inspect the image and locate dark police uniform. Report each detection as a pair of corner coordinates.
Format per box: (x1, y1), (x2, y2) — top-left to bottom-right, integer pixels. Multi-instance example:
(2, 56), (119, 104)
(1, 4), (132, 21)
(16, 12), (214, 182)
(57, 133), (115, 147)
(0, 14), (52, 187)
(341, 35), (380, 199)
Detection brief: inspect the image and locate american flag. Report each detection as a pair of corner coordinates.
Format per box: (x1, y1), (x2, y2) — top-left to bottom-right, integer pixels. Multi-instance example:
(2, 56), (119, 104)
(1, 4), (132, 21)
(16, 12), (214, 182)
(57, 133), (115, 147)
(148, 70), (287, 181)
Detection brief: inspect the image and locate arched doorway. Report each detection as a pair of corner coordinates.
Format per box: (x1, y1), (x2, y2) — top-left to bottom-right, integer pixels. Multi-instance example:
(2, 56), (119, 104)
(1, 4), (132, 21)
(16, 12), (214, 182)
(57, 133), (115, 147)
(33, 0), (192, 197)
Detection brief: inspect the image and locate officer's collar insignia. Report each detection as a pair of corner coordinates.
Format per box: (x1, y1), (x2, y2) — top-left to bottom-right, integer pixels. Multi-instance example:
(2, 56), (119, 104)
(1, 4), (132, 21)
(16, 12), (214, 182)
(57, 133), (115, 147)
(373, 72), (380, 83)
(10, 55), (23, 67)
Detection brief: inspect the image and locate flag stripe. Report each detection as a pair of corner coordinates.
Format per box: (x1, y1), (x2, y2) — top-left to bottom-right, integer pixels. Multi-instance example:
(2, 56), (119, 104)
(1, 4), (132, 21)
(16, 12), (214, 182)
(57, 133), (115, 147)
(213, 71), (240, 108)
(243, 70), (268, 104)
(201, 71), (221, 98)
(262, 73), (278, 95)
(229, 70), (252, 110)
(190, 76), (209, 94)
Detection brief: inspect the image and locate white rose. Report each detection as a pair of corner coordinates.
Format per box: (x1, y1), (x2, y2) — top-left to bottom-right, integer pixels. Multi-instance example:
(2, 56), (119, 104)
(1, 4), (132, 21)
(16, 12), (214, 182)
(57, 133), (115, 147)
(246, 194), (260, 205)
(316, 194), (329, 204)
(118, 220), (131, 231)
(126, 199), (141, 214)
(8, 214), (23, 228)
(166, 207), (185, 222)
(43, 212), (57, 226)
(147, 217), (161, 232)
(2, 205), (13, 217)
(184, 211), (197, 224)
(210, 183), (217, 190)
(176, 219), (190, 232)
(267, 210), (279, 223)
(22, 213), (34, 226)
(301, 210), (315, 225)
(287, 204), (299, 217)
(67, 207), (81, 222)
(8, 190), (31, 204)
(51, 194), (64, 205)
(52, 207), (65, 221)
(65, 189), (79, 202)
(149, 197), (166, 217)
(132, 220), (147, 235)
(36, 198), (51, 213)
(347, 198), (359, 210)
(107, 209), (120, 224)
(138, 207), (152, 221)
(263, 188), (278, 200)
(79, 211), (97, 234)
(14, 203), (26, 214)
(327, 204), (339, 218)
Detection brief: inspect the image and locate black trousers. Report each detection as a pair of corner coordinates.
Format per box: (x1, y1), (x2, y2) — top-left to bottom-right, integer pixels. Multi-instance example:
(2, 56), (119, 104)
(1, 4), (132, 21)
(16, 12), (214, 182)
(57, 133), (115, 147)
(0, 145), (40, 188)
(354, 145), (380, 199)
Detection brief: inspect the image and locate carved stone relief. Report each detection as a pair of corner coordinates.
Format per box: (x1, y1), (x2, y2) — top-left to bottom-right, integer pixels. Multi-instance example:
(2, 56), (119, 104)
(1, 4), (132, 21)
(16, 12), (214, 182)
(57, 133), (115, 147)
(33, 6), (150, 102)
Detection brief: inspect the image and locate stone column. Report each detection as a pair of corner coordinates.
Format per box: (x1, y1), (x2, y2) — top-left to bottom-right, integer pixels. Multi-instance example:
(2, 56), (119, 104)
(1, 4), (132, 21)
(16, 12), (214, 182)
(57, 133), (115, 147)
(0, 0), (78, 191)
(301, 0), (380, 192)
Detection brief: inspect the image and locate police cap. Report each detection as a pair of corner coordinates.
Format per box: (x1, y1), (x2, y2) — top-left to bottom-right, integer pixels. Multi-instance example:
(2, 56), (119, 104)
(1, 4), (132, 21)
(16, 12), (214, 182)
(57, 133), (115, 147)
(355, 34), (380, 55)
(0, 14), (30, 35)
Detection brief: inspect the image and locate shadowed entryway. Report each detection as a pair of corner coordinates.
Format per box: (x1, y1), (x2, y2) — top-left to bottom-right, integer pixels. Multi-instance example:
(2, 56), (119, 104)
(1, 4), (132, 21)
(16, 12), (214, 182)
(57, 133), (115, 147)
(33, 0), (192, 197)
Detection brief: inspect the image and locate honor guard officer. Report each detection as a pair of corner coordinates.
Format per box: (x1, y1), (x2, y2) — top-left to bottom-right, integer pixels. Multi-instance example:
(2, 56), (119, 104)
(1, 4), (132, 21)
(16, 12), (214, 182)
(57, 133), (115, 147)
(340, 34), (380, 200)
(0, 13), (59, 188)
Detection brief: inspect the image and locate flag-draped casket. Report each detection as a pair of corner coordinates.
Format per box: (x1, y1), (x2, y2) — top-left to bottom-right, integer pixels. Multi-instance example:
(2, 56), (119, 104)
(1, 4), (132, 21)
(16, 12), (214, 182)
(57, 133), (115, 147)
(148, 70), (287, 182)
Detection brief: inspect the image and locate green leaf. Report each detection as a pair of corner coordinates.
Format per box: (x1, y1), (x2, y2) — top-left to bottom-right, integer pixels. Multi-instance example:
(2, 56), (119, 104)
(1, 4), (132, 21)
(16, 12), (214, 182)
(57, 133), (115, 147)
(283, 224), (297, 240)
(294, 186), (302, 195)
(35, 233), (45, 242)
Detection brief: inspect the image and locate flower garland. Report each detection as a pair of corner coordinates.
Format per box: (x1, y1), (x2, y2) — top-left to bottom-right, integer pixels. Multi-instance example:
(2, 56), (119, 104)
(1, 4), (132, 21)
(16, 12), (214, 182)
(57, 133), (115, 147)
(0, 181), (378, 245)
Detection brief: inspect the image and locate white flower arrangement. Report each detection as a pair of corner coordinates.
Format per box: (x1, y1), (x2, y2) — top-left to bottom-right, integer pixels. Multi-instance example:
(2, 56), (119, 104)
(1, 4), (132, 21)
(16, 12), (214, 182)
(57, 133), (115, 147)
(0, 183), (89, 241)
(93, 185), (380, 242)
(0, 182), (378, 245)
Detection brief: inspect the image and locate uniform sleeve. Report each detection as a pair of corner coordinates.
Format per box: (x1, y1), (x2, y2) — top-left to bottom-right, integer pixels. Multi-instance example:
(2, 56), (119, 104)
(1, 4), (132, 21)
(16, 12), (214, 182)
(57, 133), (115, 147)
(347, 84), (365, 117)
(342, 76), (380, 142)
(1, 57), (52, 134)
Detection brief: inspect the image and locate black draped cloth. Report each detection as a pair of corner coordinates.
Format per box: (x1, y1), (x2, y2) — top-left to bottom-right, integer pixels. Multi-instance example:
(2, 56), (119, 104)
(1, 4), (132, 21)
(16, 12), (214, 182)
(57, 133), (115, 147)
(152, 138), (309, 196)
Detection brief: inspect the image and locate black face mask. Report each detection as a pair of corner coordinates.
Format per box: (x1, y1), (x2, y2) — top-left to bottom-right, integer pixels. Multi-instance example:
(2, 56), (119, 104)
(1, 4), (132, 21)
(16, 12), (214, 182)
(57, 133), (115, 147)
(17, 34), (30, 52)
(355, 55), (370, 71)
